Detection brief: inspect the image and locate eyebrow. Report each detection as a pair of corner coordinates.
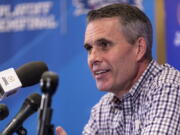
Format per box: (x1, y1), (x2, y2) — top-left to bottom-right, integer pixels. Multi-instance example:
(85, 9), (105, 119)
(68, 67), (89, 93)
(84, 38), (113, 47)
(95, 38), (113, 45)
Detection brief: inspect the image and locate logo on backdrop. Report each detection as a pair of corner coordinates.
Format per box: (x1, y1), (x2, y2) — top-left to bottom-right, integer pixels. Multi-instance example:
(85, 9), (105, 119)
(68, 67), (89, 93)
(0, 1), (58, 33)
(174, 2), (180, 47)
(174, 31), (180, 46)
(73, 0), (144, 16)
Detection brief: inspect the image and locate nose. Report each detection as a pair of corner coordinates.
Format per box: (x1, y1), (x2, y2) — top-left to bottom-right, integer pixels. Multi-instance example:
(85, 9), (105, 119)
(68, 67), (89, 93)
(88, 48), (102, 67)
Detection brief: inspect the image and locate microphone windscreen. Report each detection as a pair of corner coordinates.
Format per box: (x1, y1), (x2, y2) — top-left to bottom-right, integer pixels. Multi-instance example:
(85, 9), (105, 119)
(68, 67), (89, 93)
(40, 71), (59, 95)
(24, 93), (42, 112)
(16, 61), (48, 87)
(1, 93), (41, 135)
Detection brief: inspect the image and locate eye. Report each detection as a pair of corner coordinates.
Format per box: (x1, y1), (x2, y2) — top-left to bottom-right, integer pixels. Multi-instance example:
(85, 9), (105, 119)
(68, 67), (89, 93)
(99, 41), (109, 48)
(84, 44), (92, 52)
(97, 39), (112, 49)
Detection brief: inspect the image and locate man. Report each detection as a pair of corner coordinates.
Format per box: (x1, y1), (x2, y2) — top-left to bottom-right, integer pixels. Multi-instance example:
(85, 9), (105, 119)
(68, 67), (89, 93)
(56, 3), (180, 135)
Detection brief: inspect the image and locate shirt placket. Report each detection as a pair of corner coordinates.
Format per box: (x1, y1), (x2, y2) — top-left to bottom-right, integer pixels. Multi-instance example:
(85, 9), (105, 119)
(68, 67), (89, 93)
(123, 96), (133, 135)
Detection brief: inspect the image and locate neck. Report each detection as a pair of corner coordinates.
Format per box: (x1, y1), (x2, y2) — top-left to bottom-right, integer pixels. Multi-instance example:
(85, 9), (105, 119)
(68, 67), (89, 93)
(115, 59), (150, 98)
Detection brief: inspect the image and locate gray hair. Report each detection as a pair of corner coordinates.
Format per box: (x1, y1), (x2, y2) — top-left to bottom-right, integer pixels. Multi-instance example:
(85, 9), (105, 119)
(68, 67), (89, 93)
(87, 3), (153, 60)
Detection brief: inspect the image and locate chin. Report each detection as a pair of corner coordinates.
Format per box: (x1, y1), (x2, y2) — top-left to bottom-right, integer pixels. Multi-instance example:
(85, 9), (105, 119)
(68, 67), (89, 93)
(97, 85), (111, 92)
(96, 80), (112, 91)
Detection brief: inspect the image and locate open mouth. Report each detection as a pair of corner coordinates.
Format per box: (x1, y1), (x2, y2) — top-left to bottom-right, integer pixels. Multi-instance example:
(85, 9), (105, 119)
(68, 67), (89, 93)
(94, 69), (110, 76)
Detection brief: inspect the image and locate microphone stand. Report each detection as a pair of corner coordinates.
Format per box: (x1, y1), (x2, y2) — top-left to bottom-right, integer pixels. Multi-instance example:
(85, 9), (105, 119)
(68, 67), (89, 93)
(37, 71), (58, 135)
(38, 94), (54, 135)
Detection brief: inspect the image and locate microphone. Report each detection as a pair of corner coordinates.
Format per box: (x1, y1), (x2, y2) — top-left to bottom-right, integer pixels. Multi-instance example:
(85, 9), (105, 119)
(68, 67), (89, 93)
(1, 93), (41, 135)
(0, 104), (9, 120)
(0, 61), (48, 100)
(38, 71), (58, 135)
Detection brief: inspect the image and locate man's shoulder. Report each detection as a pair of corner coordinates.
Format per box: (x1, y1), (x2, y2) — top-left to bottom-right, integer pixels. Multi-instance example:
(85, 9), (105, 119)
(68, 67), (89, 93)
(153, 63), (180, 86)
(145, 62), (180, 97)
(139, 61), (180, 97)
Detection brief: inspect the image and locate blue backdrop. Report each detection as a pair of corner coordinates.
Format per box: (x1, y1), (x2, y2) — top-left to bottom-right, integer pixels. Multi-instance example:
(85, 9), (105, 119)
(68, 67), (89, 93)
(0, 0), (179, 134)
(164, 0), (180, 69)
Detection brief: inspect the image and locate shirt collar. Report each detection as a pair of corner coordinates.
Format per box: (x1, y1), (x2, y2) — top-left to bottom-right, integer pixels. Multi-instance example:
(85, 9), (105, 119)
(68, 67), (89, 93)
(110, 60), (160, 104)
(127, 60), (161, 102)
(109, 60), (161, 105)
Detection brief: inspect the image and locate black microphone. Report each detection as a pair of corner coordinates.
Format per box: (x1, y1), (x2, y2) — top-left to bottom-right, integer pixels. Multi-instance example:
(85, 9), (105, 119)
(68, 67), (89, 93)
(38, 71), (58, 135)
(1, 93), (41, 135)
(0, 104), (9, 120)
(0, 61), (48, 100)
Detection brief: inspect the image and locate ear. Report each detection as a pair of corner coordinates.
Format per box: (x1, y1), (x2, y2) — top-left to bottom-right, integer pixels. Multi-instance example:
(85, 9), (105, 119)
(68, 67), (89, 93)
(135, 37), (147, 61)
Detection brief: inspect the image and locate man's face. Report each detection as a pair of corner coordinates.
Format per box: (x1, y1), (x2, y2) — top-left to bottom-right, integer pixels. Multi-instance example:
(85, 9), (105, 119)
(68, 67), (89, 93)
(84, 17), (139, 95)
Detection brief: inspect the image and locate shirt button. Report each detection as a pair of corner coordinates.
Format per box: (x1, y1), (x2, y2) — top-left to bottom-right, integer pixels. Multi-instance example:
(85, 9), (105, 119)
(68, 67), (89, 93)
(135, 119), (141, 131)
